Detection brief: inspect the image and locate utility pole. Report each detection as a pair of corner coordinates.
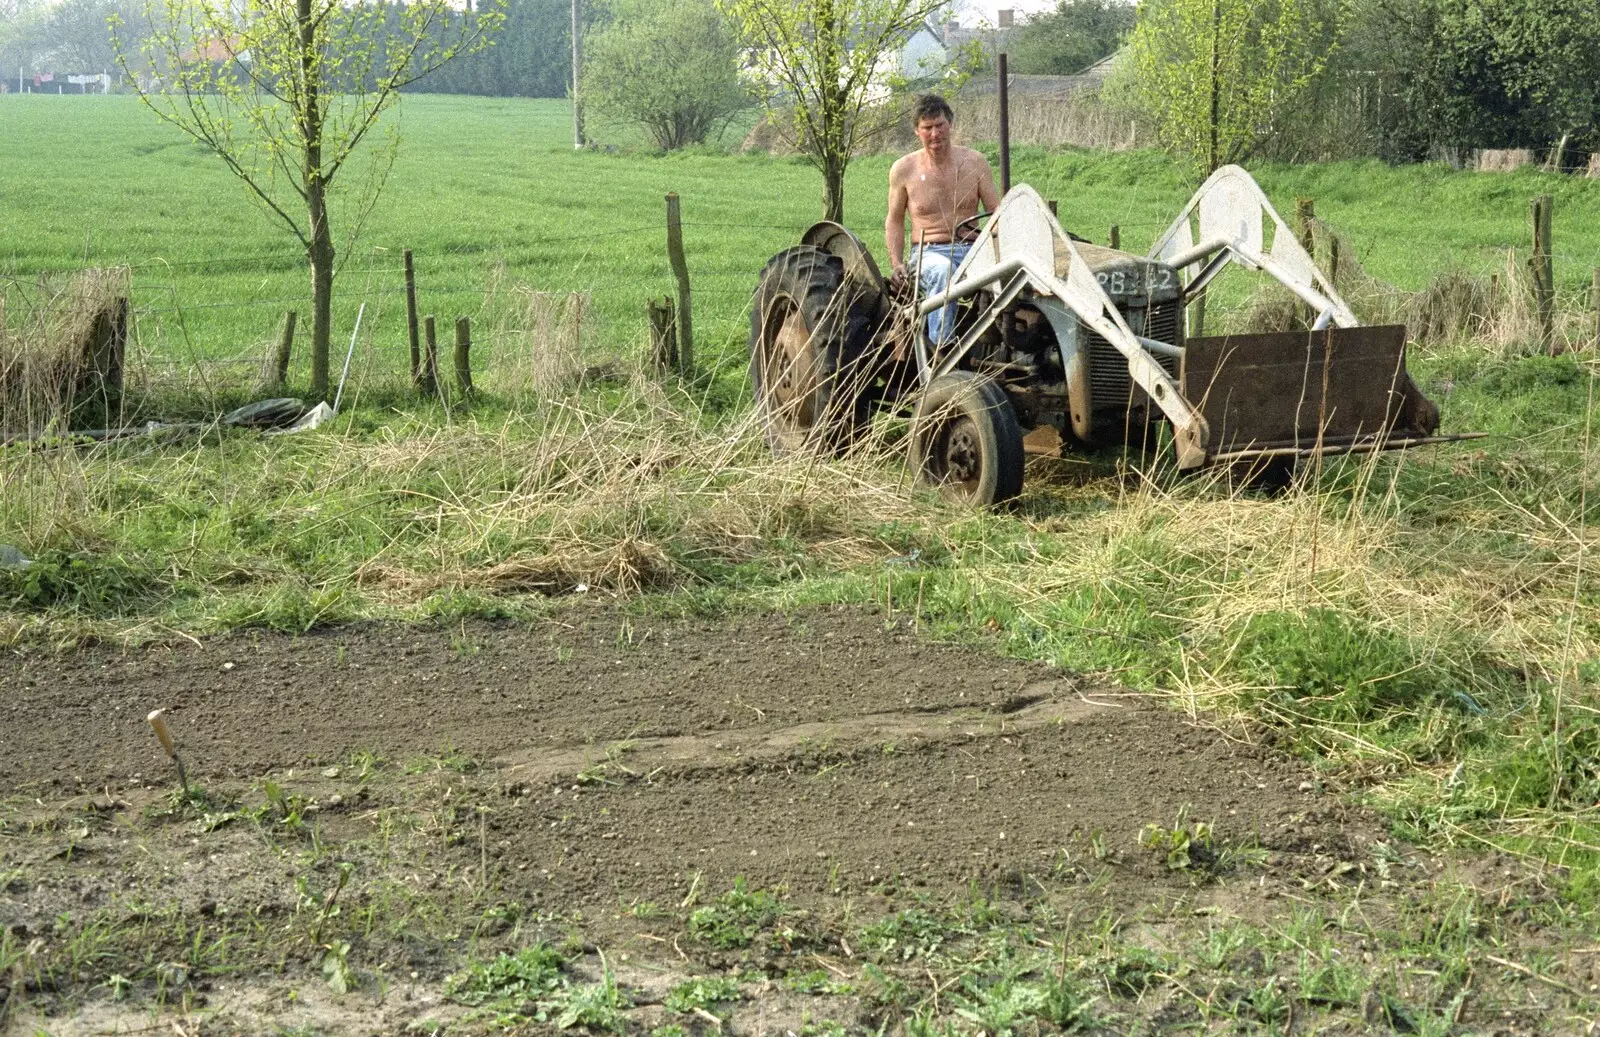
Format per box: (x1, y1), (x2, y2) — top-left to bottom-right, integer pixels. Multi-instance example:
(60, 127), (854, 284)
(571, 0), (585, 149)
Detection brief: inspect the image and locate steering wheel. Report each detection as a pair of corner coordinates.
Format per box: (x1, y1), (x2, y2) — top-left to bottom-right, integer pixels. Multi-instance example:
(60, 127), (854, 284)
(953, 211), (991, 243)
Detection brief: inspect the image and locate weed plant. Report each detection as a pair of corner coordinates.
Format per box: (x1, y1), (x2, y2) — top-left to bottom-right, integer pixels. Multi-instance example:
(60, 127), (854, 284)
(664, 975), (743, 1015)
(688, 878), (784, 949)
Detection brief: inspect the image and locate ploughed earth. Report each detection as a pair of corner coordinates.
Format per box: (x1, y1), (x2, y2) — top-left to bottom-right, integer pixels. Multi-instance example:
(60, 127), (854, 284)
(0, 609), (1583, 1035)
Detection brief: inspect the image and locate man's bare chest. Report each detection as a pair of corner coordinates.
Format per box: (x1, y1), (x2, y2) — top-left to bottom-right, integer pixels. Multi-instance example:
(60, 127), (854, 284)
(907, 159), (976, 210)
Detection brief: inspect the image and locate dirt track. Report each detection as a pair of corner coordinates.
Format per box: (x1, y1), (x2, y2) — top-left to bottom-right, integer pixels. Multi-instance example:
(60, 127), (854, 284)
(1, 607), (1373, 910)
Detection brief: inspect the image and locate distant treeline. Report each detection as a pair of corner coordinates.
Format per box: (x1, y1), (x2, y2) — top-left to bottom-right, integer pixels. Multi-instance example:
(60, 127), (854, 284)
(402, 0), (583, 98)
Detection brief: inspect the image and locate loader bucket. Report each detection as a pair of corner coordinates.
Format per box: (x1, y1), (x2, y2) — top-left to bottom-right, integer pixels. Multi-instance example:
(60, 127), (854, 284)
(1180, 325), (1458, 464)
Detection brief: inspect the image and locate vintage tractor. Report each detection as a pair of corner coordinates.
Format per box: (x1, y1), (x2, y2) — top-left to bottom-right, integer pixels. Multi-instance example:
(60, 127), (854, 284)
(750, 165), (1464, 504)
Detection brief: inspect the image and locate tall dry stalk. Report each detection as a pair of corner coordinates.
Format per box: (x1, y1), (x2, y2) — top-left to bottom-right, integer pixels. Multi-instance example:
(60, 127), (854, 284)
(743, 89), (1143, 155)
(488, 287), (597, 396)
(1478, 149), (1535, 173)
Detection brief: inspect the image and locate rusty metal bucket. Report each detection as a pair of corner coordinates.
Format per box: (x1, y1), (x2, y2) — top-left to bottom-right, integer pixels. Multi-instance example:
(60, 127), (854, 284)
(1181, 325), (1470, 464)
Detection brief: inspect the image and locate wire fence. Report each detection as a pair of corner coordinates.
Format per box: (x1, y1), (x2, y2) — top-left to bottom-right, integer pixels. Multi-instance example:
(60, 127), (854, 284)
(84, 228), (780, 400)
(4, 220), (808, 280)
(6, 201), (1600, 422)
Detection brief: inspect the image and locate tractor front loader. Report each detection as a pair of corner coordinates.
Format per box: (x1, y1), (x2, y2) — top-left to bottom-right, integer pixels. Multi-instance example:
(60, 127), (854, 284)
(750, 165), (1470, 505)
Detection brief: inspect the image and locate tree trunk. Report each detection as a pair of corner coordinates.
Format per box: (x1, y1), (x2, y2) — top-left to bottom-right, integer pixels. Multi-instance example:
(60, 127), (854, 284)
(308, 185), (334, 399)
(1208, 0), (1221, 174)
(817, 0), (844, 224)
(823, 161), (845, 223)
(298, 0), (333, 399)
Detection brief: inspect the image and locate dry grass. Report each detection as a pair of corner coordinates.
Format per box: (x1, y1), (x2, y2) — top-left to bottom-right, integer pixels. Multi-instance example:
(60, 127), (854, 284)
(482, 272), (599, 396)
(0, 348), (922, 630)
(1405, 251), (1600, 354)
(952, 90), (1142, 152)
(1232, 218), (1600, 354)
(1478, 149), (1535, 173)
(0, 267), (130, 437)
(739, 90), (1141, 156)
(2, 250), (1596, 878)
(959, 438), (1600, 859)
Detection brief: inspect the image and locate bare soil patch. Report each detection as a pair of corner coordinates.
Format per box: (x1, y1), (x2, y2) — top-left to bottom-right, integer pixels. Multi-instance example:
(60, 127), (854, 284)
(4, 608), (1364, 905)
(0, 608), (1578, 1034)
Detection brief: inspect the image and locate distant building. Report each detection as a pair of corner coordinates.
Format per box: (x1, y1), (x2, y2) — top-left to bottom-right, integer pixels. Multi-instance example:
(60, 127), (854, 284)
(898, 18), (949, 81)
(179, 38), (246, 65)
(1072, 52), (1119, 86)
(738, 17), (965, 103)
(939, 13), (1018, 67)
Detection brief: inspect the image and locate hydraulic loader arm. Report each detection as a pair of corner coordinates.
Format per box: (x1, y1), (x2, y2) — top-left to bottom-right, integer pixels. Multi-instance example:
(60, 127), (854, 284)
(1149, 165), (1357, 330)
(918, 185), (1211, 469)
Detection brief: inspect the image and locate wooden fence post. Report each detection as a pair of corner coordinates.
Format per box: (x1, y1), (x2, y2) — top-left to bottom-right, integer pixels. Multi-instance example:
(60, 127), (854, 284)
(1295, 197), (1316, 253)
(665, 192), (693, 373)
(1531, 195), (1555, 352)
(1109, 224), (1121, 251)
(1294, 198), (1317, 327)
(648, 296), (677, 373)
(263, 309), (296, 390)
(454, 316), (473, 398)
(81, 296), (127, 421)
(422, 315), (439, 396)
(997, 52), (1010, 196)
(1592, 267), (1600, 350)
(404, 248), (422, 387)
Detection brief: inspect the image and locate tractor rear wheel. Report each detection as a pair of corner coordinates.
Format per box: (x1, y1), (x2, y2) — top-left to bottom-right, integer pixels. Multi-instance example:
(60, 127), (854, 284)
(750, 246), (879, 454)
(910, 372), (1025, 506)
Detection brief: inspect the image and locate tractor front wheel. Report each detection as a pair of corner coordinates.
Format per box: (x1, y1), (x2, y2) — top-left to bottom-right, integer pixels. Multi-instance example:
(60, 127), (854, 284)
(750, 246), (879, 454)
(910, 372), (1025, 506)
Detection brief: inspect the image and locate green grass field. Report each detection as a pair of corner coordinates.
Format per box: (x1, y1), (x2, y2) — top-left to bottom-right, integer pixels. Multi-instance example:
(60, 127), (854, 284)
(3, 91), (1600, 1030)
(5, 93), (1600, 376)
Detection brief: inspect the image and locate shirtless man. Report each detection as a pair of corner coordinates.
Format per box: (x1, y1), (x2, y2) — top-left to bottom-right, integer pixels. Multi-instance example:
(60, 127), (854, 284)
(885, 94), (1001, 345)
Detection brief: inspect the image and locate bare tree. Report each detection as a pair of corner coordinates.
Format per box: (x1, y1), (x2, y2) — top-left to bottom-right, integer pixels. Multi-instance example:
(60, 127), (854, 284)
(116, 0), (502, 397)
(41, 0), (128, 72)
(720, 0), (955, 221)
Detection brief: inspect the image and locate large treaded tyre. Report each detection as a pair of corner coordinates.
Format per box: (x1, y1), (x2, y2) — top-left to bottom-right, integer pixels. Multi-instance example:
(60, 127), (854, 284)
(750, 246), (880, 454)
(910, 372), (1025, 506)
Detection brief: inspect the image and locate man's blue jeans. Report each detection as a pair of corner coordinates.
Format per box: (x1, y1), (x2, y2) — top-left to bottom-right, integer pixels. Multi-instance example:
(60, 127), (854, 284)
(909, 242), (971, 346)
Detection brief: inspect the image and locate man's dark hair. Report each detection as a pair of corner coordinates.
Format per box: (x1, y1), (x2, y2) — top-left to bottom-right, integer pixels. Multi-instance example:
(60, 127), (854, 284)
(912, 94), (954, 126)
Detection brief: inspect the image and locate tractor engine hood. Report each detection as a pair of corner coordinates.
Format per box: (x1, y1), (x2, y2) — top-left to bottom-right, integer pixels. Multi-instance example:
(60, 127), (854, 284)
(1060, 243), (1182, 306)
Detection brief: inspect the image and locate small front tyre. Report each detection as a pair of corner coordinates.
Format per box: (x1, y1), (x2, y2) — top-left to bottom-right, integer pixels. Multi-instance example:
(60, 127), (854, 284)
(910, 372), (1025, 506)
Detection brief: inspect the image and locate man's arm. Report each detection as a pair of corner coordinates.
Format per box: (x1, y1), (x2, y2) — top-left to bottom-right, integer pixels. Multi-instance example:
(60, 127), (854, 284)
(977, 154), (1000, 214)
(886, 159), (909, 274)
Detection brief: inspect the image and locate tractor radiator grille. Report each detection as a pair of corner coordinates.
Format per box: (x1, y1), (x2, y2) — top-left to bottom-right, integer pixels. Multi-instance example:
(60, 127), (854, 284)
(1146, 299), (1181, 348)
(1085, 299), (1181, 408)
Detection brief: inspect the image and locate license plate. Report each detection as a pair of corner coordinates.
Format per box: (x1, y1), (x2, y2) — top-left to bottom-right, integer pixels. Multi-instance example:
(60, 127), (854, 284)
(1095, 266), (1176, 297)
